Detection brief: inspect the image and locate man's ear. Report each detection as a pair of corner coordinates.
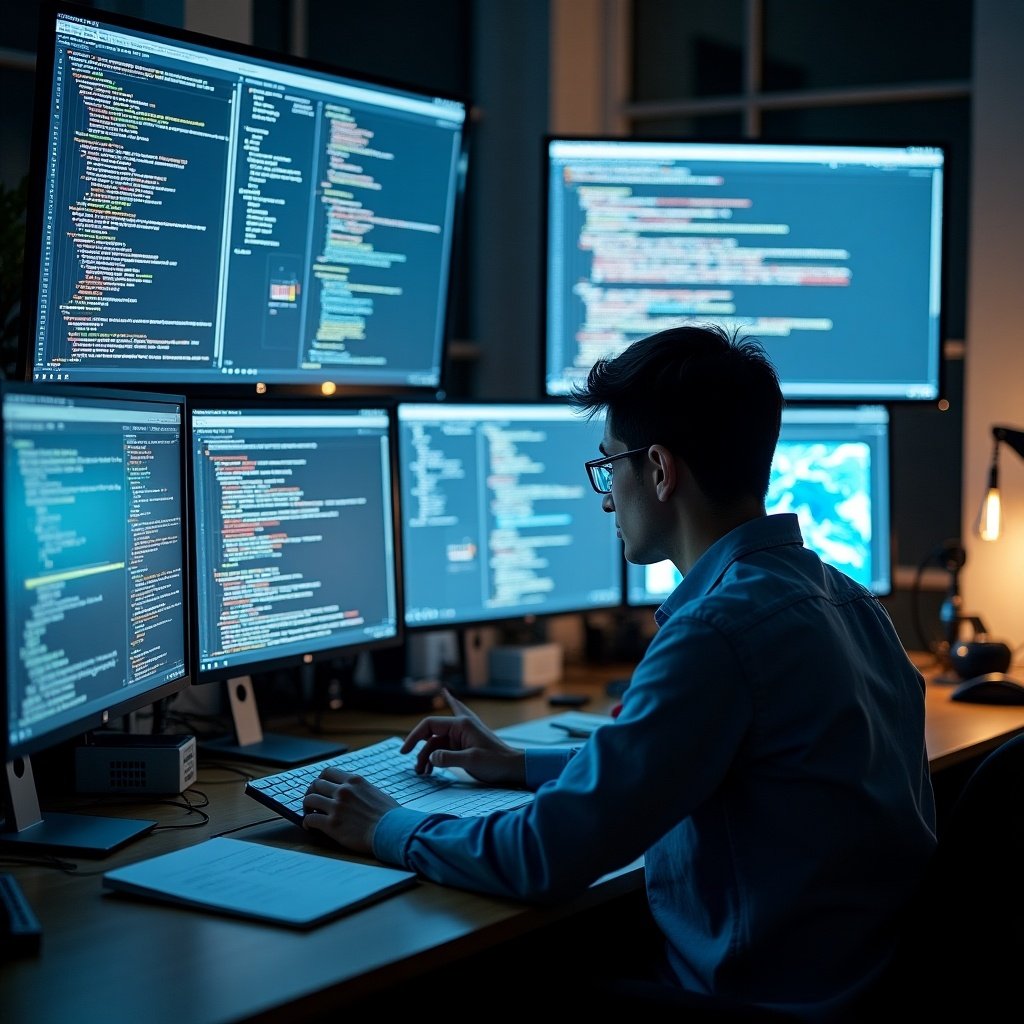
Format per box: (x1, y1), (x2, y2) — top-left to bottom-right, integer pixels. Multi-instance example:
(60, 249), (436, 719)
(647, 444), (678, 502)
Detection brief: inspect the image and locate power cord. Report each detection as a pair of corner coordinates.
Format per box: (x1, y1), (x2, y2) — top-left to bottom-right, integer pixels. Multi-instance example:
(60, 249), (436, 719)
(911, 537), (965, 664)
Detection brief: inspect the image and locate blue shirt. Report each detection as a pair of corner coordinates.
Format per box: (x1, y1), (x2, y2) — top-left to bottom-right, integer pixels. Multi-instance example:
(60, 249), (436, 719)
(374, 514), (936, 1018)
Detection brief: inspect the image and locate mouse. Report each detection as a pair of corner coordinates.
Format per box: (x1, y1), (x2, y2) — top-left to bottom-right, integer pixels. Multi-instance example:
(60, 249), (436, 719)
(950, 672), (1024, 705)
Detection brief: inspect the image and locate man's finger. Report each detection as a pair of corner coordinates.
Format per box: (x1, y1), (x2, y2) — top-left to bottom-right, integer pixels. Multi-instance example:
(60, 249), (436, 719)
(442, 687), (475, 718)
(401, 715), (456, 752)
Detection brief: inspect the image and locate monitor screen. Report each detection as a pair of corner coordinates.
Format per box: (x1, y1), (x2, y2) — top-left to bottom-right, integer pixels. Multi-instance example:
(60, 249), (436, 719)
(626, 404), (892, 603)
(397, 402), (622, 627)
(23, 4), (468, 394)
(2, 383), (189, 761)
(190, 403), (401, 683)
(545, 138), (944, 401)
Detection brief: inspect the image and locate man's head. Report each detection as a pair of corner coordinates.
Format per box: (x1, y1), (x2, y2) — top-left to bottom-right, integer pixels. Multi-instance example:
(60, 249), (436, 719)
(570, 322), (783, 564)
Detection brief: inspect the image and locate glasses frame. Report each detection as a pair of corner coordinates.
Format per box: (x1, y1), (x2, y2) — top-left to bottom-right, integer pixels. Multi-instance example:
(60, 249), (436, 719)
(584, 446), (651, 494)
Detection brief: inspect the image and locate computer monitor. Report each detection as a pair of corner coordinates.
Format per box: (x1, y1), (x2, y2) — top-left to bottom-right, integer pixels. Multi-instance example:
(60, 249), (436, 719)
(1, 382), (190, 855)
(22, 2), (468, 396)
(396, 402), (622, 697)
(627, 405), (892, 606)
(189, 401), (402, 763)
(544, 137), (945, 402)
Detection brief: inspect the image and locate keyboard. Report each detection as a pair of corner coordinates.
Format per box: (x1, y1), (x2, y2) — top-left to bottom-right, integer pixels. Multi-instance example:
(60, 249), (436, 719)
(245, 736), (534, 825)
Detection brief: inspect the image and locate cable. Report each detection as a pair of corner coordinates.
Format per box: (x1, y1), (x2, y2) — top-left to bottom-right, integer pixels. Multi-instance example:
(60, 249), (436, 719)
(211, 815), (280, 839)
(911, 542), (940, 658)
(151, 788), (211, 832)
(195, 763), (256, 784)
(911, 537), (966, 665)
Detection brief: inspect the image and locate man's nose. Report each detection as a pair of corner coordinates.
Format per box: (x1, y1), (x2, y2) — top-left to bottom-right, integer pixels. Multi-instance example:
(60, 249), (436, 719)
(602, 492), (614, 513)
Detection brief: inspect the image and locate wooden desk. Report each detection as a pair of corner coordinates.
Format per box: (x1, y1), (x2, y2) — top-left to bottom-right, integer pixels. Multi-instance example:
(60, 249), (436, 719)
(0, 696), (638, 1024)
(4, 655), (1024, 1023)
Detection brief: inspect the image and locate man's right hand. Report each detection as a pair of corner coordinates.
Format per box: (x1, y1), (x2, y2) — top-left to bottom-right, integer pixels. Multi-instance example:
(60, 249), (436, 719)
(400, 689), (527, 788)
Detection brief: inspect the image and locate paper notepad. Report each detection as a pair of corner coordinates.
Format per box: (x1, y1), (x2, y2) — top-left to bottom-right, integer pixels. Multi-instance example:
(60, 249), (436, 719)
(496, 711), (614, 747)
(102, 837), (417, 929)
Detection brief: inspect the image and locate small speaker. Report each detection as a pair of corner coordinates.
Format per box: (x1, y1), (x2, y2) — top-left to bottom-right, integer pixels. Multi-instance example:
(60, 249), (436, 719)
(950, 640), (1012, 679)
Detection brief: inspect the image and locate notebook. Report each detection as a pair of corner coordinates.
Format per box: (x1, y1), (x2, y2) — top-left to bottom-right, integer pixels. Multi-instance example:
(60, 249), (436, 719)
(102, 837), (417, 929)
(495, 711), (614, 747)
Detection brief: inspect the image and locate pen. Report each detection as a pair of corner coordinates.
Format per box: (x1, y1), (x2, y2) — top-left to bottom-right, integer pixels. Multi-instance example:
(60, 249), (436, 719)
(550, 722), (598, 739)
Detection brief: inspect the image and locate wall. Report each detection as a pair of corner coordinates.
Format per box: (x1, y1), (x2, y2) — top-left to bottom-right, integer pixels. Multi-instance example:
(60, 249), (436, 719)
(961, 0), (1024, 653)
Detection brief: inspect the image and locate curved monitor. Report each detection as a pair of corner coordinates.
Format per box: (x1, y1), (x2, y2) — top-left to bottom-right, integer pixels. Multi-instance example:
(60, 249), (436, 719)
(545, 137), (945, 402)
(627, 405), (892, 604)
(22, 3), (469, 396)
(397, 402), (621, 628)
(189, 402), (402, 684)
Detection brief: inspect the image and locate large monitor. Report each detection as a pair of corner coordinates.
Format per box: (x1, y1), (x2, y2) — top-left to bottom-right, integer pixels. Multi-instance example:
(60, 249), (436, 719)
(22, 3), (468, 395)
(189, 402), (401, 763)
(1, 382), (190, 855)
(545, 137), (945, 402)
(627, 405), (892, 606)
(397, 402), (621, 696)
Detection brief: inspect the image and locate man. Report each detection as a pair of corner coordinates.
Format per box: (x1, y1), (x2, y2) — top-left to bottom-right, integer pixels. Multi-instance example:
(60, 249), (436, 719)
(303, 323), (937, 1020)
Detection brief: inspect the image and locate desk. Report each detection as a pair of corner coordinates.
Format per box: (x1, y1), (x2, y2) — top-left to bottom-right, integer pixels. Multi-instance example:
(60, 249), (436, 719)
(4, 656), (1024, 1023)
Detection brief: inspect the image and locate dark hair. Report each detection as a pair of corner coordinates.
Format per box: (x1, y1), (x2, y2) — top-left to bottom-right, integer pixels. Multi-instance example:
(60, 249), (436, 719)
(569, 322), (784, 506)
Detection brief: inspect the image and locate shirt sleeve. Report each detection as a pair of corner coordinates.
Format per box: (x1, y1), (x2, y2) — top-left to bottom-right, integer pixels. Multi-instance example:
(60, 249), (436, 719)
(524, 747), (578, 788)
(373, 616), (753, 903)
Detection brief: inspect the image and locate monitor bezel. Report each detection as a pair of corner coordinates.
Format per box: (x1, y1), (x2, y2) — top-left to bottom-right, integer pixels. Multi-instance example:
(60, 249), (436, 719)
(187, 396), (406, 687)
(396, 397), (624, 634)
(540, 132), (949, 407)
(18, 0), (472, 401)
(1, 380), (193, 762)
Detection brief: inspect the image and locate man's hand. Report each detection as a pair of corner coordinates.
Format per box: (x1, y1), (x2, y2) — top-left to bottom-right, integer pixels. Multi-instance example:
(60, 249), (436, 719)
(302, 768), (400, 854)
(400, 688), (526, 787)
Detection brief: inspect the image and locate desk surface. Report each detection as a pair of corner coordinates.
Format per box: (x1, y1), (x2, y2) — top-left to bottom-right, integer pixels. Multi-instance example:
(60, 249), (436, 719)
(4, 654), (1024, 1023)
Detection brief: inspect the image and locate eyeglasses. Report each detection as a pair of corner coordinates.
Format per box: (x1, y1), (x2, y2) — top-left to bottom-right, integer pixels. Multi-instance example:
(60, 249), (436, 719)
(584, 447), (650, 494)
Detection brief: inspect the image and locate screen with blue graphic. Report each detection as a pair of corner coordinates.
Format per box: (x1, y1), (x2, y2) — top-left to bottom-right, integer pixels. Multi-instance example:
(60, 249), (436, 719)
(546, 139), (944, 401)
(3, 384), (188, 760)
(626, 405), (891, 603)
(398, 403), (621, 627)
(25, 5), (467, 391)
(190, 404), (400, 682)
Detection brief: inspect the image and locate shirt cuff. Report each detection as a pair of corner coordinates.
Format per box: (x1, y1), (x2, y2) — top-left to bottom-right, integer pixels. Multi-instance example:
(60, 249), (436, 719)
(372, 806), (439, 866)
(525, 747), (578, 789)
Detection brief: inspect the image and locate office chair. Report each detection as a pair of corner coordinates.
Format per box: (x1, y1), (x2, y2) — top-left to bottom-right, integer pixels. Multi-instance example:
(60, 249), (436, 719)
(863, 730), (1024, 1017)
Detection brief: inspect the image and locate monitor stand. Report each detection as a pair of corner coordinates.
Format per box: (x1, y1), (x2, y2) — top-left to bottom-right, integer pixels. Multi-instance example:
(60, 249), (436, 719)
(342, 646), (445, 714)
(446, 626), (546, 700)
(0, 756), (155, 858)
(200, 671), (347, 767)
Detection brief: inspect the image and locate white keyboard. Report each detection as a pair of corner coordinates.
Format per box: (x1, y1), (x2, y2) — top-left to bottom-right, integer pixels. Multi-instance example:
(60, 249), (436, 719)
(245, 736), (533, 825)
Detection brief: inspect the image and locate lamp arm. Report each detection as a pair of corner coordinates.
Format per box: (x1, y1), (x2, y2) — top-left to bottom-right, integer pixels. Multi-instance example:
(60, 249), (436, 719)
(993, 426), (1024, 461)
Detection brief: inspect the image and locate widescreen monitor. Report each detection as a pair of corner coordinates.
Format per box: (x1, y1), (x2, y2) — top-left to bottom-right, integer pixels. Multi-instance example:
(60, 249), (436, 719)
(189, 402), (401, 762)
(626, 405), (891, 605)
(1, 382), (189, 853)
(545, 138), (945, 402)
(397, 402), (622, 630)
(22, 3), (468, 395)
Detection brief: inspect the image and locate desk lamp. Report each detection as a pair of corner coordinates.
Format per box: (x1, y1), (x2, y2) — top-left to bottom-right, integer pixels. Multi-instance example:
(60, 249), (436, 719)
(976, 426), (1024, 541)
(947, 425), (1024, 704)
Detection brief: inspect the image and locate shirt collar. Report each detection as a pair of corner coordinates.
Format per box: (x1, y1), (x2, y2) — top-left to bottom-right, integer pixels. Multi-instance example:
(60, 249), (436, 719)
(654, 513), (805, 626)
